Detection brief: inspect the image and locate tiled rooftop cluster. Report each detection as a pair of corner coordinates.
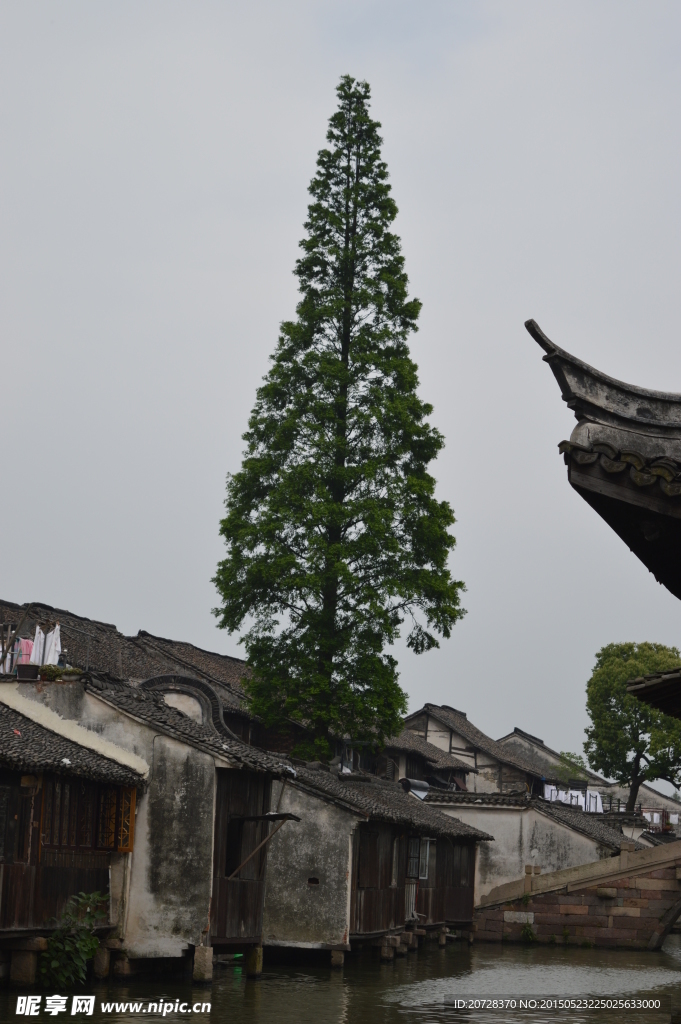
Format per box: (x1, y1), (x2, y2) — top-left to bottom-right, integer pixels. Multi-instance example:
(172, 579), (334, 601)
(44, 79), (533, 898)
(293, 766), (492, 841)
(385, 729), (474, 773)
(86, 674), (285, 775)
(420, 704), (549, 778)
(0, 599), (249, 712)
(0, 703), (144, 787)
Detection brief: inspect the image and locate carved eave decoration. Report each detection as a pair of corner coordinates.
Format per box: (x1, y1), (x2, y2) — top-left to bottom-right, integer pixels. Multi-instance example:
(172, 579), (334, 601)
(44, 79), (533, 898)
(527, 319), (681, 600)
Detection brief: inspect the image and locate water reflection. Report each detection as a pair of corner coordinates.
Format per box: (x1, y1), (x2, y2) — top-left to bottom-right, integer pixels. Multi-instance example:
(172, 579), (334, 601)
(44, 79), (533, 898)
(2, 938), (680, 1024)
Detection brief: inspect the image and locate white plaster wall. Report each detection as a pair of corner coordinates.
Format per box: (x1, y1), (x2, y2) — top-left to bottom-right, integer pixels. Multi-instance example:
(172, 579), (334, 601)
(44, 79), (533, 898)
(471, 753), (501, 794)
(425, 717), (450, 751)
(125, 734), (215, 957)
(263, 781), (360, 949)
(162, 692), (203, 724)
(430, 803), (612, 902)
(448, 729), (475, 760)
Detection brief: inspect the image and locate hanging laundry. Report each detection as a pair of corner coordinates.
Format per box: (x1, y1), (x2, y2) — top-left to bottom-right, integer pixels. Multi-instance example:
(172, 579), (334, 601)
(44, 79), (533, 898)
(17, 638), (33, 664)
(43, 625), (61, 666)
(29, 627), (45, 665)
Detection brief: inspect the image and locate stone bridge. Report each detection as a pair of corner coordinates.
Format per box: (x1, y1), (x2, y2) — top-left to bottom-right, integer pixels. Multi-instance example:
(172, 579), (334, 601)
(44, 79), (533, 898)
(474, 840), (681, 949)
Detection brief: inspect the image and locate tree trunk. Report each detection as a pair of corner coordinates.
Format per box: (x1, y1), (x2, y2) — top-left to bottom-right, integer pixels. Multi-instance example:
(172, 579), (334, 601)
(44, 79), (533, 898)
(626, 759), (643, 813)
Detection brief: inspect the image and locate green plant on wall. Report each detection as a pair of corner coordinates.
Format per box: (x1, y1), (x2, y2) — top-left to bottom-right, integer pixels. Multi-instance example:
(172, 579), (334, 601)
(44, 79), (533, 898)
(520, 923), (536, 943)
(553, 751), (589, 785)
(40, 892), (108, 987)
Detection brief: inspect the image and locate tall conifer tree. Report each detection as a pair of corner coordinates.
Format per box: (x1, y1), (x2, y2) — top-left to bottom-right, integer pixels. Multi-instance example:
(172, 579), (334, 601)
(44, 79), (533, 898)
(214, 76), (465, 757)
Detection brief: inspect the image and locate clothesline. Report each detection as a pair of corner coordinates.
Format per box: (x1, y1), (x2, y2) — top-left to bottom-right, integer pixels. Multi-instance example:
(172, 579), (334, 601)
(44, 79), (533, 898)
(543, 783), (603, 813)
(0, 624), (61, 674)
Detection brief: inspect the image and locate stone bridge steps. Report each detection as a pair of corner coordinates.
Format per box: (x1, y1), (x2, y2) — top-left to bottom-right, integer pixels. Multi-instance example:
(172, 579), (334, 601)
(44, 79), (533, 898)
(475, 840), (681, 950)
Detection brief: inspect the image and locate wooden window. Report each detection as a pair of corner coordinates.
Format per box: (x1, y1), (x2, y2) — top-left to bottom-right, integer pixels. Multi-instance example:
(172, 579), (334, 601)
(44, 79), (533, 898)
(78, 782), (94, 848)
(406, 755), (422, 780)
(0, 788), (9, 863)
(15, 795), (32, 863)
(118, 788), (136, 853)
(41, 776), (136, 853)
(357, 831), (379, 889)
(390, 837), (399, 887)
(451, 843), (462, 886)
(418, 839), (430, 880)
(224, 818), (244, 877)
(460, 844), (470, 887)
(97, 788), (117, 849)
(407, 837), (420, 878)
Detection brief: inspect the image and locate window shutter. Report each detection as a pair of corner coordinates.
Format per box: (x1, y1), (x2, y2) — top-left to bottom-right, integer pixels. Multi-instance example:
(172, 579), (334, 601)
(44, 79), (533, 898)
(97, 787), (118, 849)
(117, 787), (136, 853)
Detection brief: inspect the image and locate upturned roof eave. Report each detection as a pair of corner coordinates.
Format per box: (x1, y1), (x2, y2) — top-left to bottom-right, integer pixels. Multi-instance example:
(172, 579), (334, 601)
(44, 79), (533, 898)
(525, 319), (681, 431)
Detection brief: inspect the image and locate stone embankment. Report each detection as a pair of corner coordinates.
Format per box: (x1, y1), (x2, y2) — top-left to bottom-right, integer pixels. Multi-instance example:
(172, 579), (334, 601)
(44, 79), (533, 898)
(474, 840), (681, 949)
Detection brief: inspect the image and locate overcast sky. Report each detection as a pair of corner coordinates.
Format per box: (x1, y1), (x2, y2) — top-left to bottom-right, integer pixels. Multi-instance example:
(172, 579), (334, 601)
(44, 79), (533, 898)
(3, 1), (681, 768)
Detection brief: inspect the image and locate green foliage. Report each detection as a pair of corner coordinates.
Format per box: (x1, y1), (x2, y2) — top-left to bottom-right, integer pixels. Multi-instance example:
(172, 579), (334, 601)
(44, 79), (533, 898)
(562, 926), (570, 943)
(521, 892), (531, 906)
(213, 76), (465, 756)
(583, 642), (681, 811)
(40, 892), (107, 988)
(553, 751), (589, 785)
(520, 923), (536, 943)
(38, 666), (83, 682)
(549, 934), (556, 945)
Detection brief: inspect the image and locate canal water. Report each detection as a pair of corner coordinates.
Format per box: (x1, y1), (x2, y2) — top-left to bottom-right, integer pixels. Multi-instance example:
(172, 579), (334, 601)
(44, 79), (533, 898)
(2, 937), (680, 1024)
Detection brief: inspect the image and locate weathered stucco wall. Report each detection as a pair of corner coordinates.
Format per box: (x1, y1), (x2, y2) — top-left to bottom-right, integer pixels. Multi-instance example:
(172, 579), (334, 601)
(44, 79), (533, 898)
(17, 680), (217, 958)
(425, 720), (450, 752)
(432, 803), (612, 902)
(162, 692), (203, 724)
(263, 780), (360, 949)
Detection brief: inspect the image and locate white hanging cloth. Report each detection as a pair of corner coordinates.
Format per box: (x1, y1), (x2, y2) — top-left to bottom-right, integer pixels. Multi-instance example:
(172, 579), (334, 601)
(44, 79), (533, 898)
(43, 625), (61, 666)
(0, 642), (14, 675)
(29, 626), (45, 665)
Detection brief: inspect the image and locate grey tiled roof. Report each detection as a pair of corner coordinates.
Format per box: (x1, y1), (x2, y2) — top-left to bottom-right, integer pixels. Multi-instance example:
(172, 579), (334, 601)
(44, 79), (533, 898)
(535, 799), (645, 851)
(413, 705), (545, 778)
(425, 791), (529, 807)
(0, 600), (249, 712)
(384, 730), (475, 773)
(639, 830), (679, 846)
(291, 768), (493, 841)
(0, 703), (144, 787)
(425, 790), (643, 851)
(86, 675), (284, 775)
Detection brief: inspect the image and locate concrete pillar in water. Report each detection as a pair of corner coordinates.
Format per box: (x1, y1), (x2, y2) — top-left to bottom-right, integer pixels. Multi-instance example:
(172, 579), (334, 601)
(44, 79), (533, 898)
(93, 947), (111, 979)
(10, 952), (37, 986)
(330, 950), (344, 968)
(245, 946), (263, 978)
(193, 947), (213, 984)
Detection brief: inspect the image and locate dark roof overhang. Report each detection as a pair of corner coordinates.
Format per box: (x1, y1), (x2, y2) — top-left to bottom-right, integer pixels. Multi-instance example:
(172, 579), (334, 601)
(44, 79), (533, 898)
(627, 671), (681, 719)
(527, 319), (681, 601)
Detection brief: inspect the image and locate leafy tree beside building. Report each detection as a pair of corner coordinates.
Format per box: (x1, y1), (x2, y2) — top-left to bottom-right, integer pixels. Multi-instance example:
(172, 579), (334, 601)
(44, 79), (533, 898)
(584, 642), (681, 812)
(213, 76), (465, 759)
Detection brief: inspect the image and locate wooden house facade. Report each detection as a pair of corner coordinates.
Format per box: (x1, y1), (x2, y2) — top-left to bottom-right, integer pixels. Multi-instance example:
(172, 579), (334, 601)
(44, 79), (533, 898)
(262, 766), (491, 955)
(0, 703), (144, 943)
